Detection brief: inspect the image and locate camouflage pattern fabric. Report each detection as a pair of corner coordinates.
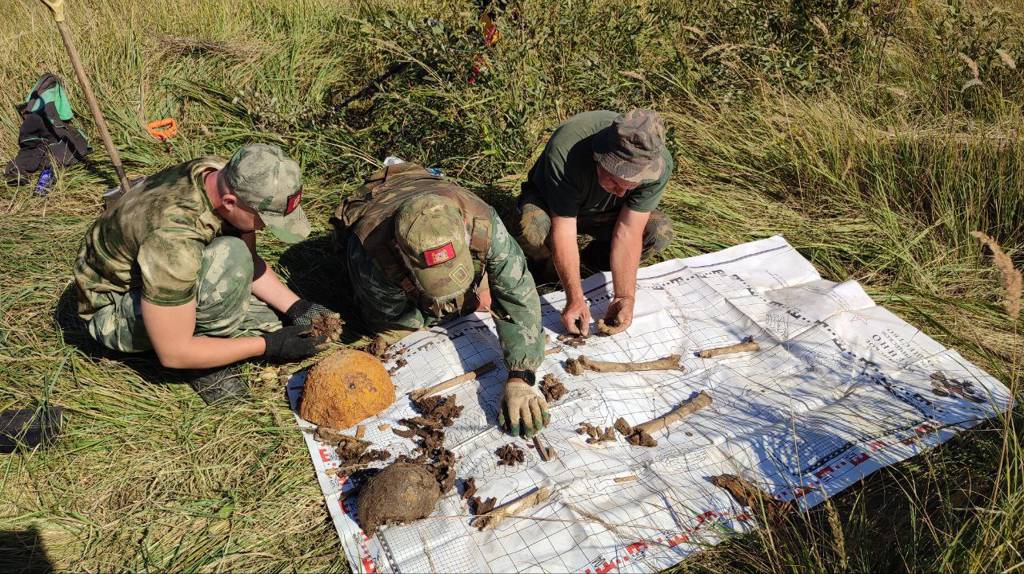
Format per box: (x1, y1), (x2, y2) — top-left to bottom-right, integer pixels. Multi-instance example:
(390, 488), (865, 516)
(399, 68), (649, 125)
(347, 209), (545, 371)
(87, 236), (281, 353)
(74, 157), (227, 319)
(512, 190), (674, 265)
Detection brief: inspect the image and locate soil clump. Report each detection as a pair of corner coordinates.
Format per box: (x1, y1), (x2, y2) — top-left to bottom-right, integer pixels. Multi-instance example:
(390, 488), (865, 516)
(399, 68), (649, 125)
(469, 495), (497, 515)
(310, 313), (344, 341)
(577, 422), (616, 444)
(626, 429), (658, 447)
(540, 374), (567, 403)
(596, 318), (619, 336)
(314, 427), (390, 472)
(461, 477), (477, 500)
(613, 417), (632, 436)
(495, 443), (526, 466)
(412, 394), (464, 427)
(709, 474), (790, 522)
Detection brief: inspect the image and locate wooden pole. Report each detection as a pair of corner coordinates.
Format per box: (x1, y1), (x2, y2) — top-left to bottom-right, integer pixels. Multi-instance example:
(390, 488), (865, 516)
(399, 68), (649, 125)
(40, 0), (131, 195)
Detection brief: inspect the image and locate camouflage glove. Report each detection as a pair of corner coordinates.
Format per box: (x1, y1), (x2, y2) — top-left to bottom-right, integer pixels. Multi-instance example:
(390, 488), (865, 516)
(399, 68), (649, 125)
(498, 379), (549, 438)
(285, 299), (338, 327)
(261, 326), (326, 362)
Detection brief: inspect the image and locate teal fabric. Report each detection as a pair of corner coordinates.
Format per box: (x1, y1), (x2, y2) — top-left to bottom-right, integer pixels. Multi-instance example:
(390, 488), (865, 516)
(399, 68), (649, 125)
(27, 79), (73, 121)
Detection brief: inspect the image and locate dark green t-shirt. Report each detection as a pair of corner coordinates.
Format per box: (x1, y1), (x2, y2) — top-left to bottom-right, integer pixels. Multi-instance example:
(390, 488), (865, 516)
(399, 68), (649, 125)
(527, 110), (673, 219)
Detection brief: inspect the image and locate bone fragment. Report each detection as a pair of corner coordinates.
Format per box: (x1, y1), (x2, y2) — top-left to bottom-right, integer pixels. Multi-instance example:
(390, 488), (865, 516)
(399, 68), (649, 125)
(532, 434), (557, 461)
(565, 354), (683, 375)
(471, 486), (553, 530)
(634, 391), (712, 436)
(696, 336), (759, 358)
(409, 361), (497, 401)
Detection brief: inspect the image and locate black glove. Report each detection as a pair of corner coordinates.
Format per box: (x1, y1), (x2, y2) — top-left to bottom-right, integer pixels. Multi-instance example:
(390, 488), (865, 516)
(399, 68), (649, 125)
(285, 299), (337, 327)
(261, 326), (326, 362)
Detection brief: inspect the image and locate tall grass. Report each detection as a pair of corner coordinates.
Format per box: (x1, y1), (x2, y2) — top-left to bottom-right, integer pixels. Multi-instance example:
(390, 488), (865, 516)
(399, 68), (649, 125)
(0, 0), (1021, 571)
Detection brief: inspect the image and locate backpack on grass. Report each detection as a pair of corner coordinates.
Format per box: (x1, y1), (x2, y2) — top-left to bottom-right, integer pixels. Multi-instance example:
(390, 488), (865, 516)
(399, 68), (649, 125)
(4, 73), (91, 185)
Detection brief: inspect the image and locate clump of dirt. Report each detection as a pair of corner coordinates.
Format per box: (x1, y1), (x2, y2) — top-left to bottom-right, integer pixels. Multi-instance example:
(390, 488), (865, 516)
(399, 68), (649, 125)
(469, 495), (497, 515)
(596, 318), (619, 336)
(367, 335), (389, 358)
(461, 477), (477, 500)
(412, 394), (464, 427)
(577, 422), (616, 444)
(626, 429), (658, 447)
(357, 462), (441, 535)
(310, 313), (344, 342)
(388, 357), (408, 375)
(315, 427), (390, 472)
(495, 443), (526, 466)
(301, 349), (395, 429)
(539, 374), (566, 403)
(565, 357), (586, 376)
(709, 474), (790, 523)
(613, 417), (632, 436)
(557, 333), (588, 347)
(391, 394), (462, 494)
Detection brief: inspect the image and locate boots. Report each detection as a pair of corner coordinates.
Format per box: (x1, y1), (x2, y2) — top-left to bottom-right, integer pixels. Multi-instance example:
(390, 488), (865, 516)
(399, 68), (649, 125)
(187, 364), (249, 404)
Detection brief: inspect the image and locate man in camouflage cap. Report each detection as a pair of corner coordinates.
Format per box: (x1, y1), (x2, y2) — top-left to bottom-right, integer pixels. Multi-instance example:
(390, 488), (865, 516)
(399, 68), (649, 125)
(512, 109), (675, 337)
(333, 162), (548, 438)
(74, 143), (337, 403)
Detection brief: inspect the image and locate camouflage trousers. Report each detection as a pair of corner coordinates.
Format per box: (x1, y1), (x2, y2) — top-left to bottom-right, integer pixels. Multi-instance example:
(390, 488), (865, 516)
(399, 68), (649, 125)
(511, 190), (675, 269)
(87, 236), (282, 353)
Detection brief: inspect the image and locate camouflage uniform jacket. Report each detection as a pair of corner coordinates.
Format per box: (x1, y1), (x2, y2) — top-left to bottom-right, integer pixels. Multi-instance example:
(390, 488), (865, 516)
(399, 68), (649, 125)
(344, 183), (545, 372)
(73, 157), (226, 320)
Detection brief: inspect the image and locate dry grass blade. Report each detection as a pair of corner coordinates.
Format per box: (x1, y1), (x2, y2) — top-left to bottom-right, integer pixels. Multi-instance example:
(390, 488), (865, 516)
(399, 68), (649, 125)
(971, 231), (1022, 319)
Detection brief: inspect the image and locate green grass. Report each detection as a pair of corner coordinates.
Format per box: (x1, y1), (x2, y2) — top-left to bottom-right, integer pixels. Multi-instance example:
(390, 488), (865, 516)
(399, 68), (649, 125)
(1, 0), (1022, 571)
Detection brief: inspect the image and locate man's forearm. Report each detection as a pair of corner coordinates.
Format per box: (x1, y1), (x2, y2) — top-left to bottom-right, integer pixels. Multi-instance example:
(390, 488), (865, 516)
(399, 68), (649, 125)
(550, 229), (584, 301)
(609, 227), (642, 298)
(251, 264), (300, 313)
(159, 335), (266, 369)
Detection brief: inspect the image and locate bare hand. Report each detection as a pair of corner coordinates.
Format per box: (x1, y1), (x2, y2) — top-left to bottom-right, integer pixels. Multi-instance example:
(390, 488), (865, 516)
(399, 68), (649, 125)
(561, 297), (591, 336)
(602, 296), (634, 335)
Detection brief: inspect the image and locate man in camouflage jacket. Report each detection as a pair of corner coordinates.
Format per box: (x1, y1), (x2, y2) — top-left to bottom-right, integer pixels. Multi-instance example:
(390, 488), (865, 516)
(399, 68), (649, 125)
(74, 144), (337, 403)
(333, 162), (549, 438)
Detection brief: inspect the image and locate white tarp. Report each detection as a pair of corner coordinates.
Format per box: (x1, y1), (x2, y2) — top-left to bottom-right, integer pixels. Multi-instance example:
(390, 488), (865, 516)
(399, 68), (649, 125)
(287, 235), (1011, 574)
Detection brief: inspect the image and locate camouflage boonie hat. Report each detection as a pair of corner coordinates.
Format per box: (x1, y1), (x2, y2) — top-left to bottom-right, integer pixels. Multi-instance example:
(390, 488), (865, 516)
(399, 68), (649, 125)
(592, 109), (666, 184)
(223, 143), (309, 243)
(394, 195), (473, 301)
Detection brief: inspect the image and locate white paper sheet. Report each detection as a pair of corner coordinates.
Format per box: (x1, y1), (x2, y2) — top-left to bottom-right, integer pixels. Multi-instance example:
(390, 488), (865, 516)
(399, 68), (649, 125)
(287, 235), (1011, 574)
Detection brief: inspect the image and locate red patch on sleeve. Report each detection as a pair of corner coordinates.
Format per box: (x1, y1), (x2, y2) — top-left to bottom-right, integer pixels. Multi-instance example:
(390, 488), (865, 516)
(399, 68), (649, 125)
(423, 242), (456, 266)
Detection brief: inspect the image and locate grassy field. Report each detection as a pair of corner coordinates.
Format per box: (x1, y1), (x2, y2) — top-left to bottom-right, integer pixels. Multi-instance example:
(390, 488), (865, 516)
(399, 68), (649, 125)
(1, 0), (1022, 571)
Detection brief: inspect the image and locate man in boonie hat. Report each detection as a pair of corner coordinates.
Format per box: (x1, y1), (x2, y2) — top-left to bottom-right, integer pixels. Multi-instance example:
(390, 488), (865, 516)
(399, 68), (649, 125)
(512, 109), (675, 338)
(333, 162), (549, 438)
(73, 143), (337, 404)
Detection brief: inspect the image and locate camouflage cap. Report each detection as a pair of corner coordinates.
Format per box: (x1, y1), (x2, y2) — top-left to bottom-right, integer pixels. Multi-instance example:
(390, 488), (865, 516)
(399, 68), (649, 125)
(223, 143), (310, 243)
(394, 195), (473, 301)
(592, 109), (667, 183)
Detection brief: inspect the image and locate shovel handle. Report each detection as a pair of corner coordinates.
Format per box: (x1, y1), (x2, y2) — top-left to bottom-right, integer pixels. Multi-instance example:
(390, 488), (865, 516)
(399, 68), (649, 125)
(39, 0), (66, 22)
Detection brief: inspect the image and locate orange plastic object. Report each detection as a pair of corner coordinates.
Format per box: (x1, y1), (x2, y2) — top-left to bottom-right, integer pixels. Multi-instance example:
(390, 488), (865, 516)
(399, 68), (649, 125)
(146, 118), (178, 141)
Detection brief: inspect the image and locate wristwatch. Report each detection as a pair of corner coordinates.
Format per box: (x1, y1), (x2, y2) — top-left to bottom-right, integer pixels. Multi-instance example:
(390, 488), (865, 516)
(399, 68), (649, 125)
(507, 370), (536, 386)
